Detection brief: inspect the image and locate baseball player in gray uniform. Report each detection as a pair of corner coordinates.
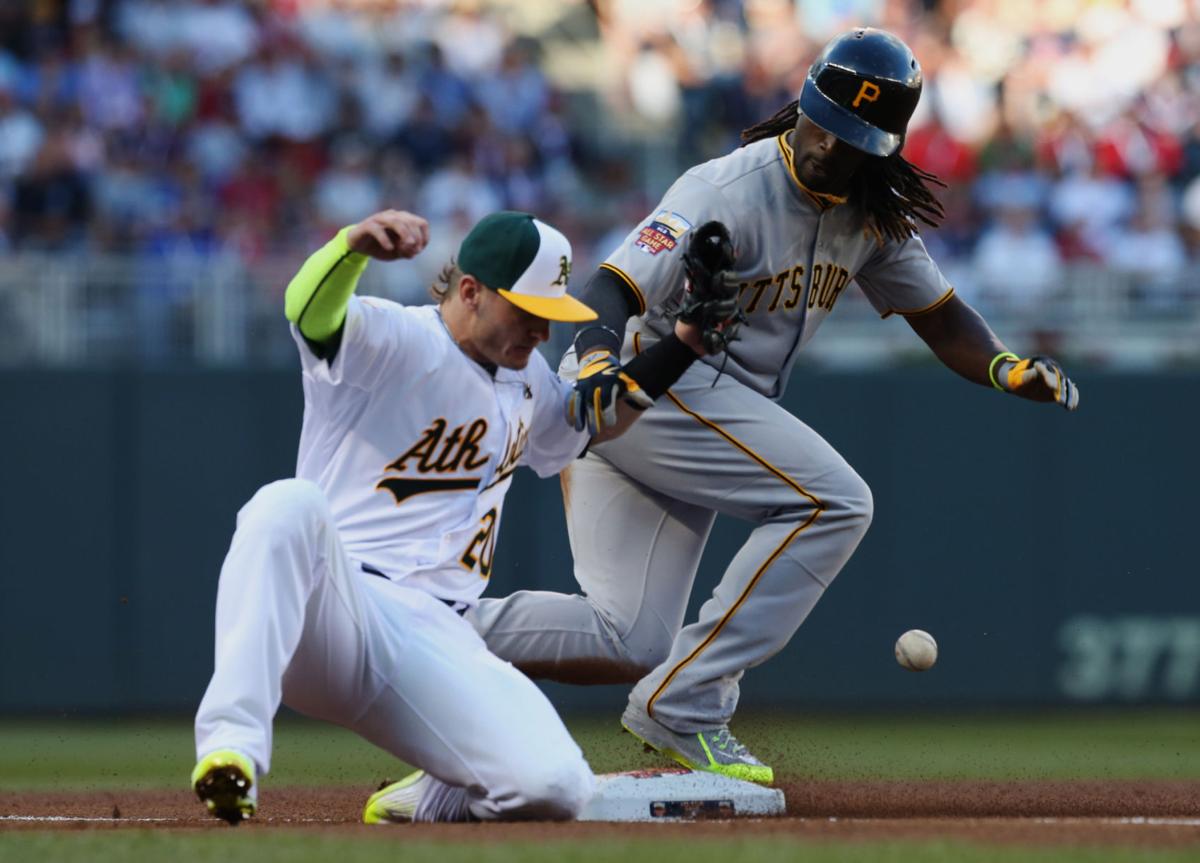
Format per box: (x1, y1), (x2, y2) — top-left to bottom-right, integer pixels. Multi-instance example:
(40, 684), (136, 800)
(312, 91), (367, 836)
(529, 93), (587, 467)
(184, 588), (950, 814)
(471, 28), (1079, 784)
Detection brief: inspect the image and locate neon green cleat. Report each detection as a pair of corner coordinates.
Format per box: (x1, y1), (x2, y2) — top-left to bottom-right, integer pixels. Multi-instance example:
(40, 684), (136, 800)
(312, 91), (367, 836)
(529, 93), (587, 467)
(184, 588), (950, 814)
(191, 749), (257, 824)
(363, 770), (430, 824)
(621, 705), (775, 785)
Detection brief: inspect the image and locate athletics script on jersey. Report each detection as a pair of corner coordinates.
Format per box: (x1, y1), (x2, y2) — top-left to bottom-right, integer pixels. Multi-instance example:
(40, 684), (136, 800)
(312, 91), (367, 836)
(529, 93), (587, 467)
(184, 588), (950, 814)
(374, 416), (530, 504)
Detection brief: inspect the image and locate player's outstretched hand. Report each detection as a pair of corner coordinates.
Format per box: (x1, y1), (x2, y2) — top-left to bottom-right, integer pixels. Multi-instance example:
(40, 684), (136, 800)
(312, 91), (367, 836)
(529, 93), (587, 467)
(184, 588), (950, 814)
(999, 355), (1079, 411)
(566, 349), (653, 437)
(347, 209), (430, 261)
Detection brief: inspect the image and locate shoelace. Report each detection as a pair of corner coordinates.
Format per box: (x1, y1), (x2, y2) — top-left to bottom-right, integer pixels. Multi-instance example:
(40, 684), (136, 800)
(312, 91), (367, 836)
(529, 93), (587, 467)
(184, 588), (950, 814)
(710, 728), (750, 759)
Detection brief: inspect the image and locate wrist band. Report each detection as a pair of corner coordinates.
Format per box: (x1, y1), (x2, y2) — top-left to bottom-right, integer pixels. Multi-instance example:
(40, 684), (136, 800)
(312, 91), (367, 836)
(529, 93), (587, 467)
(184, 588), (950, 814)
(574, 324), (621, 346)
(574, 324), (622, 358)
(988, 351), (1019, 391)
(623, 333), (697, 400)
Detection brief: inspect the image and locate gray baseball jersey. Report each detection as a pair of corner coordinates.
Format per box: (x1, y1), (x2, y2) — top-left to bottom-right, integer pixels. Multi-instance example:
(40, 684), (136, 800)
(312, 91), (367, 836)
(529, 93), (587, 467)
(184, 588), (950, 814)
(602, 133), (953, 398)
(472, 132), (952, 740)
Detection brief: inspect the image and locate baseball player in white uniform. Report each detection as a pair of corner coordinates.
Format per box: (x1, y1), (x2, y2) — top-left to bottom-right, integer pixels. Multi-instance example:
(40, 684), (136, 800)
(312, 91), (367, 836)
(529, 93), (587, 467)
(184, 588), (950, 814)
(191, 208), (710, 824)
(470, 29), (1079, 784)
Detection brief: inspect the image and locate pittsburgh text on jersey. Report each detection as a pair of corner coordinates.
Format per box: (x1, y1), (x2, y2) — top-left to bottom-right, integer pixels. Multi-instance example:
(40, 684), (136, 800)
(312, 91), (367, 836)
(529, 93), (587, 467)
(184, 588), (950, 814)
(737, 262), (851, 315)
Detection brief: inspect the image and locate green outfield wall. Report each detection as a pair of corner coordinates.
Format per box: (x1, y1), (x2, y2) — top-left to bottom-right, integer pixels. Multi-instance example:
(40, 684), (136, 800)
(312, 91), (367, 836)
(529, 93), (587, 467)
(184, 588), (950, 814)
(1, 367), (1195, 712)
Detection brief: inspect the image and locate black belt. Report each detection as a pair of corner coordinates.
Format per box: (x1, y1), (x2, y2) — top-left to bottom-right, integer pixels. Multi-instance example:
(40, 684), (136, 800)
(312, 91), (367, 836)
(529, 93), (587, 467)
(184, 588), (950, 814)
(360, 563), (467, 616)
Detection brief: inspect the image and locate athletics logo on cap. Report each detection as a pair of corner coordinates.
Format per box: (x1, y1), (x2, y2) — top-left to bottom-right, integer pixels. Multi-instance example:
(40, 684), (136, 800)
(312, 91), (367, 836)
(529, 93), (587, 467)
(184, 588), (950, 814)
(552, 255), (571, 287)
(457, 211), (596, 323)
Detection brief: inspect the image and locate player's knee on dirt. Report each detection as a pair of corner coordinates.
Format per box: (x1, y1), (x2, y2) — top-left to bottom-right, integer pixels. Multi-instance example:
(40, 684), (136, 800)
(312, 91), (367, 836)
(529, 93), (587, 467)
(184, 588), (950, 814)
(509, 756), (594, 820)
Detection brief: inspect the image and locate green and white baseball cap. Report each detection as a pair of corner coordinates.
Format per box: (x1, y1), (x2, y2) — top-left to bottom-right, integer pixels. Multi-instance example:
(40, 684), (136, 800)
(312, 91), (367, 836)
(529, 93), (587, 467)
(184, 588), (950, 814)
(458, 211), (597, 322)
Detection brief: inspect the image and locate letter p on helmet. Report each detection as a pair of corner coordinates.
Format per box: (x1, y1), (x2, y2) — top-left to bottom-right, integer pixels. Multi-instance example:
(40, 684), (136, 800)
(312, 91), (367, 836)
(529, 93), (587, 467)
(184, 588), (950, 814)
(852, 80), (881, 108)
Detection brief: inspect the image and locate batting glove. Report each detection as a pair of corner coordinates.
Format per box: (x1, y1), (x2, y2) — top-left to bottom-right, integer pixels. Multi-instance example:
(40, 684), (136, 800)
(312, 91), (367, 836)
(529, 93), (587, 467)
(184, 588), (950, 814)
(991, 353), (1080, 411)
(566, 349), (654, 437)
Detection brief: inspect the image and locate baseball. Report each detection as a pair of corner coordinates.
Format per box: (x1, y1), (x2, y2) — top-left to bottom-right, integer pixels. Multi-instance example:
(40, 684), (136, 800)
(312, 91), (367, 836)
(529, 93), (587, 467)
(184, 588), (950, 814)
(895, 629), (938, 671)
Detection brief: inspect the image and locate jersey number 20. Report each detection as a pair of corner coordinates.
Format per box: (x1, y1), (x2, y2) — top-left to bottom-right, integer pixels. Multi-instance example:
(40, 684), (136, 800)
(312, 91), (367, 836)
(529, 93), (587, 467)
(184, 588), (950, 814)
(460, 508), (498, 578)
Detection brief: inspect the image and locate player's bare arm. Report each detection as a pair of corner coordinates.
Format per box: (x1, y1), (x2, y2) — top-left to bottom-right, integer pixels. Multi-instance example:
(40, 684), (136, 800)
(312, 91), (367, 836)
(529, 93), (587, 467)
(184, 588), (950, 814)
(905, 293), (1079, 410)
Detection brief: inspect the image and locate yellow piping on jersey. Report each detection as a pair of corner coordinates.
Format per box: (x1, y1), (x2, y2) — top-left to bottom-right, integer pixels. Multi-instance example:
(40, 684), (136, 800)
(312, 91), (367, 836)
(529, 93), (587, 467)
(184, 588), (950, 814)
(776, 133), (848, 212)
(881, 286), (955, 319)
(634, 333), (823, 507)
(632, 333), (825, 720)
(645, 518), (817, 719)
(559, 465), (573, 520)
(599, 262), (648, 316)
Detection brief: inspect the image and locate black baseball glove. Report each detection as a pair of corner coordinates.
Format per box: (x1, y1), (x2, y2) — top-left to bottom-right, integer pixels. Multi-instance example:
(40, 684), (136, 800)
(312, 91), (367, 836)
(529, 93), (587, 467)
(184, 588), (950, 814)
(677, 221), (744, 355)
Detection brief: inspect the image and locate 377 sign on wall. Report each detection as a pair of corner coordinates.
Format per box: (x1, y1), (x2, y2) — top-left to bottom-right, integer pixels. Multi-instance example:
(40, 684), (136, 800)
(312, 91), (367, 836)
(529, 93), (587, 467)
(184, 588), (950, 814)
(1058, 616), (1200, 701)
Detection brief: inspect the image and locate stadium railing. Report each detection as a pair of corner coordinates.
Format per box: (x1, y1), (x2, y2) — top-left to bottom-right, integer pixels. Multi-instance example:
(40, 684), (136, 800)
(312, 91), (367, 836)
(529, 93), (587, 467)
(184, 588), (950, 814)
(1, 255), (1197, 369)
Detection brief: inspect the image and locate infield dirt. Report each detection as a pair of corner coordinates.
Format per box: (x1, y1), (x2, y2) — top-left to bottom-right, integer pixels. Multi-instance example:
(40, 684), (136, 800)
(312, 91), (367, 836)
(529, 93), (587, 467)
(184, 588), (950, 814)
(4, 781), (1199, 849)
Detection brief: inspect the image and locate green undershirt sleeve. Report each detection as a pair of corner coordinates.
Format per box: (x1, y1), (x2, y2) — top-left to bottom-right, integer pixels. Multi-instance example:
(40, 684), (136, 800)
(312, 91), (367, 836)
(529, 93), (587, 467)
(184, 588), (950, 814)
(284, 226), (370, 344)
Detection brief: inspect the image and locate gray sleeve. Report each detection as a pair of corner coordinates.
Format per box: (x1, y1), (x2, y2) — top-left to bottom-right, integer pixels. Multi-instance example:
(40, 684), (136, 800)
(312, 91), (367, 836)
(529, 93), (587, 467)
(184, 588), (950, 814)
(855, 233), (955, 318)
(601, 173), (739, 315)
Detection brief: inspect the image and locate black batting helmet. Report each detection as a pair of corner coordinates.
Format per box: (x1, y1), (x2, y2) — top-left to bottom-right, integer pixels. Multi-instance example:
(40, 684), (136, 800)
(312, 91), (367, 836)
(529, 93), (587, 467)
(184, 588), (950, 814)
(799, 28), (922, 158)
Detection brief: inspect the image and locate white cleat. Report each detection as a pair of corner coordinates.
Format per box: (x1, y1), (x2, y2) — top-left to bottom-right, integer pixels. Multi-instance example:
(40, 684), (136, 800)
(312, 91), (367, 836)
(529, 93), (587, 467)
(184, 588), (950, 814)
(362, 770), (431, 824)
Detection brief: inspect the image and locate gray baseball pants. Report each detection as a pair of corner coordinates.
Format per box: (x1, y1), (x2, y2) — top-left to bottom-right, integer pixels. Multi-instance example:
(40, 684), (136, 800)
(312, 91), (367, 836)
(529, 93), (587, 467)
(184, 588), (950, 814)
(471, 333), (872, 732)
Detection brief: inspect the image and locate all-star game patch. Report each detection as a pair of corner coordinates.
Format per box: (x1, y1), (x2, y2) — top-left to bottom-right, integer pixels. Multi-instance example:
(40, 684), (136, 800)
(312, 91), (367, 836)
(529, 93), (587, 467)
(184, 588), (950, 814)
(634, 210), (693, 255)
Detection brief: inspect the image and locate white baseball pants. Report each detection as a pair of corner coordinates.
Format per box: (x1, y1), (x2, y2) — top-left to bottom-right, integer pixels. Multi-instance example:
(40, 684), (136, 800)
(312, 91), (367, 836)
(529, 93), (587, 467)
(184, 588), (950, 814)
(194, 479), (593, 821)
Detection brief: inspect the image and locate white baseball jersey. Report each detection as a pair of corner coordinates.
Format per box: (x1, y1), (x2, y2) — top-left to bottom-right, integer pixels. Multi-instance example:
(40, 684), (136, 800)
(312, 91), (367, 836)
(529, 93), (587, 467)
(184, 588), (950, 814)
(602, 133), (954, 398)
(291, 295), (587, 605)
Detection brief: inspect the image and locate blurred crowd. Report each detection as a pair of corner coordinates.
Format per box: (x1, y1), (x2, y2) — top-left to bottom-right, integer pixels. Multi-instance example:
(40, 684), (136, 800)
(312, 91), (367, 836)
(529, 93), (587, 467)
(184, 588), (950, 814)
(2, 0), (1200, 315)
(1, 0), (611, 302)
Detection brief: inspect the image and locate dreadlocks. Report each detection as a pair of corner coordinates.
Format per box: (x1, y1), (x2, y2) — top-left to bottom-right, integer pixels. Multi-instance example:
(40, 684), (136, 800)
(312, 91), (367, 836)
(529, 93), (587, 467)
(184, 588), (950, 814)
(741, 100), (945, 244)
